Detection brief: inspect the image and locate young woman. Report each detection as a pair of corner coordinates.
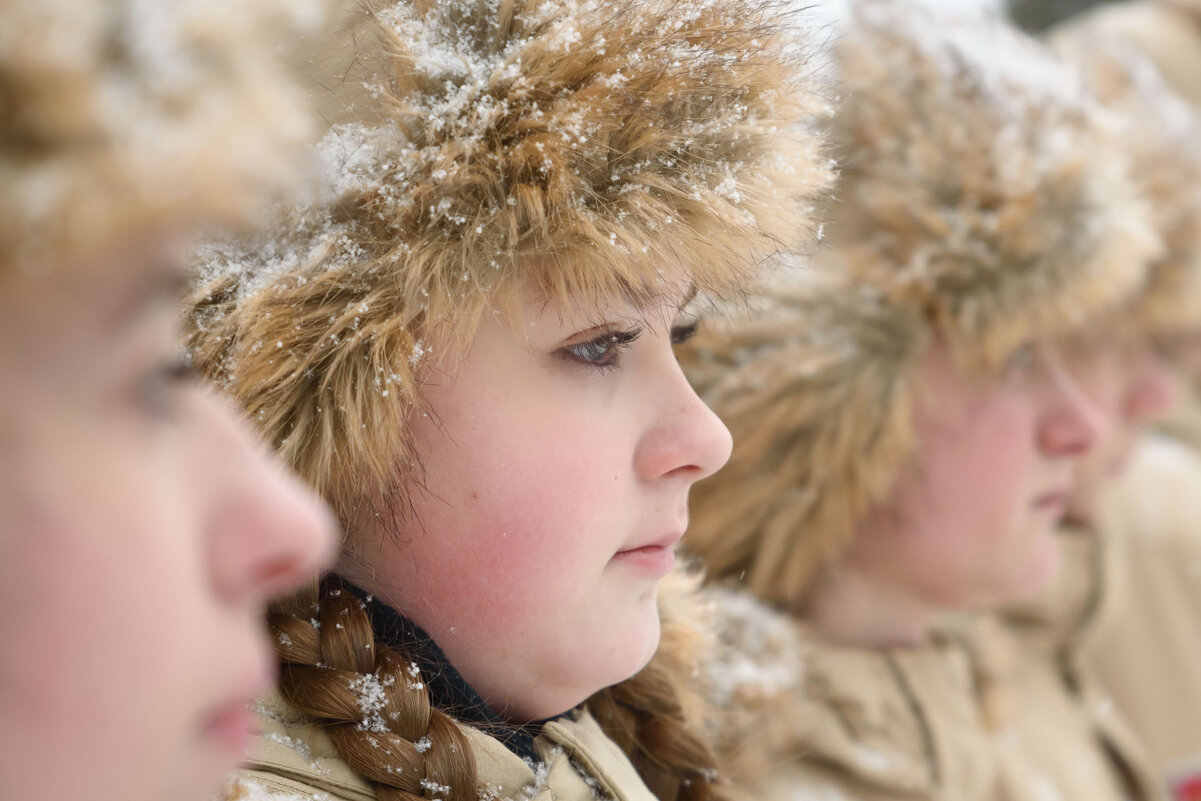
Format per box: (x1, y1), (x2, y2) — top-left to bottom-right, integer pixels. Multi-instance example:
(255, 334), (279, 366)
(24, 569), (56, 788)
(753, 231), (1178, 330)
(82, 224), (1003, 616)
(678, 3), (1161, 800)
(185, 1), (832, 799)
(1004, 31), (1201, 799)
(0, 2), (337, 801)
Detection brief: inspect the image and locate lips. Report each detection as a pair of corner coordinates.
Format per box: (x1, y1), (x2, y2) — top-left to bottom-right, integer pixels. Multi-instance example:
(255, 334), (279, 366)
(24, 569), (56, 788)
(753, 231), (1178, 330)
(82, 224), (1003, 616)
(200, 696), (260, 757)
(200, 641), (275, 757)
(612, 529), (683, 576)
(612, 542), (677, 575)
(1032, 489), (1070, 511)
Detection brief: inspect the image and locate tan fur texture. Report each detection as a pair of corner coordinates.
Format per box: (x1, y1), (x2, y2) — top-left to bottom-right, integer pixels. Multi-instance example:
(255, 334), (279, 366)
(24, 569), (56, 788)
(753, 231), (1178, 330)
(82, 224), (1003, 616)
(185, 0), (833, 526)
(682, 276), (927, 606)
(1050, 32), (1201, 339)
(0, 0), (318, 276)
(681, 1), (1158, 608)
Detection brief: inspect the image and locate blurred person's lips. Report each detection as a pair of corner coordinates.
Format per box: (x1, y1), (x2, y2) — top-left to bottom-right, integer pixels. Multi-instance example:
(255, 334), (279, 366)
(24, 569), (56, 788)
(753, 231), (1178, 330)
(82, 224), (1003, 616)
(200, 642), (275, 756)
(200, 697), (260, 757)
(1032, 489), (1070, 511)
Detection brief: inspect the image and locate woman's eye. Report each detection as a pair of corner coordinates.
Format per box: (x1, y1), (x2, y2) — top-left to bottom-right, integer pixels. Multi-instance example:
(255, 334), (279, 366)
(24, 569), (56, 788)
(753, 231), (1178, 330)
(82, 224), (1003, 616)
(671, 319), (701, 345)
(560, 329), (641, 370)
(138, 352), (197, 419)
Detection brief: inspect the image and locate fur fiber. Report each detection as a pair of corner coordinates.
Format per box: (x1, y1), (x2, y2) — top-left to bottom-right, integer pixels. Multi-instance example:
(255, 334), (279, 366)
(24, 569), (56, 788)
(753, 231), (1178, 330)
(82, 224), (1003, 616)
(1051, 30), (1201, 339)
(185, 0), (834, 525)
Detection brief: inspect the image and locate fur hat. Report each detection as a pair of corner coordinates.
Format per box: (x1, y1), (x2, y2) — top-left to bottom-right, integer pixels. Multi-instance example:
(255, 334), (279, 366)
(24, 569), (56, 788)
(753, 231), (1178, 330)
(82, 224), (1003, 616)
(681, 0), (1159, 608)
(1049, 32), (1201, 340)
(0, 0), (319, 276)
(185, 0), (834, 524)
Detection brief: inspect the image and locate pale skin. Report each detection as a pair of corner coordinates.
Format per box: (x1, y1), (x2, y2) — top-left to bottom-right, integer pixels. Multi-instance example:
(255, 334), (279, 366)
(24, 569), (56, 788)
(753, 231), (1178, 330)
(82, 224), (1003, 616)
(805, 339), (1104, 647)
(338, 280), (732, 722)
(1064, 333), (1178, 524)
(0, 235), (337, 801)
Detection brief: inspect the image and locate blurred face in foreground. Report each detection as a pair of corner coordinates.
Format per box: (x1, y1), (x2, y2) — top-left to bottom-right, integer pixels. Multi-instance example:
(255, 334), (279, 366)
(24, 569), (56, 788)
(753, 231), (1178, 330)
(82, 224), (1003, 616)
(0, 235), (337, 801)
(341, 279), (733, 722)
(1064, 334), (1178, 524)
(840, 339), (1102, 618)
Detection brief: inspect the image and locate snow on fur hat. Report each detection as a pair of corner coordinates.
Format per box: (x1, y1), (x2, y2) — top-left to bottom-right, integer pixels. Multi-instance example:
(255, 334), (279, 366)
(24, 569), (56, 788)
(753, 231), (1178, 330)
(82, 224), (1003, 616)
(185, 0), (833, 524)
(1049, 32), (1201, 340)
(0, 0), (319, 277)
(680, 0), (1159, 608)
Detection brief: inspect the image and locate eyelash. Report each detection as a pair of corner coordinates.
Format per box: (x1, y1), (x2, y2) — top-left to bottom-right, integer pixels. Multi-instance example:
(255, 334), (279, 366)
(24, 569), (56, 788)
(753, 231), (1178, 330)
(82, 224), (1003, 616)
(560, 329), (643, 371)
(671, 319), (701, 345)
(558, 320), (702, 371)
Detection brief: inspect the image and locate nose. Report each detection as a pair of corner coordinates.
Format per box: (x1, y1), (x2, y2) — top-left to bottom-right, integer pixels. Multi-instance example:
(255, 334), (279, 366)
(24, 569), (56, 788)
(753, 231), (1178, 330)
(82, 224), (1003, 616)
(1124, 345), (1177, 425)
(191, 388), (338, 604)
(1037, 348), (1106, 458)
(634, 353), (733, 484)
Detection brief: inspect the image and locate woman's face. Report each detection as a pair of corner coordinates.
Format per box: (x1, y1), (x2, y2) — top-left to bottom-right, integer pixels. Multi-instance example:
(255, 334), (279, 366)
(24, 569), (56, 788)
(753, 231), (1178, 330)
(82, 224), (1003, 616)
(842, 339), (1102, 610)
(0, 237), (337, 801)
(1065, 336), (1177, 523)
(344, 281), (732, 722)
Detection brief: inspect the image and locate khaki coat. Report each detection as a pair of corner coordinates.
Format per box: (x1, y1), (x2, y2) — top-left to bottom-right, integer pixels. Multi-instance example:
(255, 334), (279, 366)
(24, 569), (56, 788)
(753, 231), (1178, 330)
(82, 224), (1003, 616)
(1087, 433), (1201, 800)
(992, 525), (1163, 801)
(221, 692), (657, 801)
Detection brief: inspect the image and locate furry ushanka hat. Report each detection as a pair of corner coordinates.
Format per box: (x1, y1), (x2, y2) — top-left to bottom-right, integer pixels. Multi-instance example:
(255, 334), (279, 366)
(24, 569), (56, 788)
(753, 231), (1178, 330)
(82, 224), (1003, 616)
(0, 0), (319, 277)
(186, 0), (833, 525)
(680, 0), (1159, 609)
(1049, 32), (1201, 340)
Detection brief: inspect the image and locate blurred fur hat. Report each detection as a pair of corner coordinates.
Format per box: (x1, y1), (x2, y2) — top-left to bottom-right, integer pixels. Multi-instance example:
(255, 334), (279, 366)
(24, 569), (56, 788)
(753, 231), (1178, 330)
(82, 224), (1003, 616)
(1050, 31), (1201, 340)
(185, 0), (834, 525)
(681, 0), (1158, 608)
(0, 0), (319, 277)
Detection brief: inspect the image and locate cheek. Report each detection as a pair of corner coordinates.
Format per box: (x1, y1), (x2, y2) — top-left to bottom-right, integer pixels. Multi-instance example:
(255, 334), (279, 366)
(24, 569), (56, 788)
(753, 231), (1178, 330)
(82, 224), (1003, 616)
(397, 394), (632, 629)
(912, 401), (1038, 540)
(0, 428), (227, 800)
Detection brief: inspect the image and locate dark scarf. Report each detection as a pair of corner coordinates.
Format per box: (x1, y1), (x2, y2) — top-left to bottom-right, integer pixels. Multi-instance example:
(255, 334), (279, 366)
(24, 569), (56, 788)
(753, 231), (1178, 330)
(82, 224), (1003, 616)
(336, 576), (558, 762)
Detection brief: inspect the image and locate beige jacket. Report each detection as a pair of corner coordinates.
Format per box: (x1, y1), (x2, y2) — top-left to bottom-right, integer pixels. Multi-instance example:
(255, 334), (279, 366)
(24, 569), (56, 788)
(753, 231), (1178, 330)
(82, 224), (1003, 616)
(221, 692), (656, 801)
(1086, 432), (1201, 800)
(1049, 1), (1201, 107)
(991, 524), (1163, 801)
(703, 588), (1000, 801)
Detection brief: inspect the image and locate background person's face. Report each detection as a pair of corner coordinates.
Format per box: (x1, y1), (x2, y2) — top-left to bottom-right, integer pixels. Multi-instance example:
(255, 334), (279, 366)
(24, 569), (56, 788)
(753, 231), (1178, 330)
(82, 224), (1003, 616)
(0, 236), (336, 801)
(841, 340), (1102, 610)
(1065, 336), (1177, 523)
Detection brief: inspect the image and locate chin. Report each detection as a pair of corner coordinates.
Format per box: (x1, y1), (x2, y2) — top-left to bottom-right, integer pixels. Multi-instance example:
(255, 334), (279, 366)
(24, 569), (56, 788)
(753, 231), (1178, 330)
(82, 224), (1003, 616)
(604, 603), (664, 690)
(1011, 538), (1063, 601)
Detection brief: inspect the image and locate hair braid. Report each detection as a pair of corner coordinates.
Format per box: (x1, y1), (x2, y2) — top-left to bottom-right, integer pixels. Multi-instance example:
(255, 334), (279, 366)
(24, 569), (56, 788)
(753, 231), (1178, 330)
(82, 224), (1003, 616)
(586, 568), (734, 801)
(589, 662), (731, 801)
(269, 581), (480, 801)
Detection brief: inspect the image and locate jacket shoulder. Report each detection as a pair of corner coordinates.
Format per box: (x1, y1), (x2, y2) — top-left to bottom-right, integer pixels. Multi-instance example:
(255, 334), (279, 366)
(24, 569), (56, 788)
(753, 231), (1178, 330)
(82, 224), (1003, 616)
(241, 692), (656, 801)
